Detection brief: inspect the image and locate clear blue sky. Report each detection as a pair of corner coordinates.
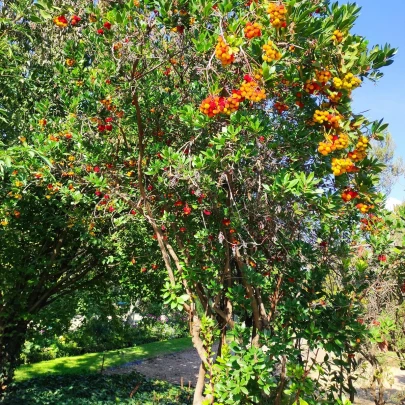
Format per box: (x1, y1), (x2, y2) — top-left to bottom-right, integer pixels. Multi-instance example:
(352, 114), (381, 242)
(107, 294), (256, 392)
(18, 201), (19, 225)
(341, 0), (405, 201)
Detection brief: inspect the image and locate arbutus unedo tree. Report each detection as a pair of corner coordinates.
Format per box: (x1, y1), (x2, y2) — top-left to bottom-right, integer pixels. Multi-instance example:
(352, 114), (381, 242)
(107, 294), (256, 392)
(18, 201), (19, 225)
(0, 0), (397, 403)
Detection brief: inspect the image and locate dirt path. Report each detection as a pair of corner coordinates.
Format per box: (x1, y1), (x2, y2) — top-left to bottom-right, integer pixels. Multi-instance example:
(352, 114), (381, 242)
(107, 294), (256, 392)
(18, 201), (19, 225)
(105, 347), (203, 387)
(353, 367), (405, 404)
(105, 349), (405, 403)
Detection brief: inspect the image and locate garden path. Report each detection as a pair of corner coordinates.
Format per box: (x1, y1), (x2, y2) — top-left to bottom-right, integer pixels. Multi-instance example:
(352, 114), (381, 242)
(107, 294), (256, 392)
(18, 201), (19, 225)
(105, 348), (405, 404)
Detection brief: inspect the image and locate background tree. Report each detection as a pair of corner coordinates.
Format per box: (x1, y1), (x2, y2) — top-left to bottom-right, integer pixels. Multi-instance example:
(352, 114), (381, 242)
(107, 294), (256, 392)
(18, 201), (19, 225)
(371, 133), (405, 195)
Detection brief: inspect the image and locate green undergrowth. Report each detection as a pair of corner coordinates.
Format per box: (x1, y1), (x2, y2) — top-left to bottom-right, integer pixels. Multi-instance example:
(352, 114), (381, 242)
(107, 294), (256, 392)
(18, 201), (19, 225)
(3, 371), (192, 405)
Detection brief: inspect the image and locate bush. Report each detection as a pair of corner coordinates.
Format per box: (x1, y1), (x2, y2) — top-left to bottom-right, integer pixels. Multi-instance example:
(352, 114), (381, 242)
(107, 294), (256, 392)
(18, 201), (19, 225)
(21, 307), (189, 364)
(2, 372), (192, 405)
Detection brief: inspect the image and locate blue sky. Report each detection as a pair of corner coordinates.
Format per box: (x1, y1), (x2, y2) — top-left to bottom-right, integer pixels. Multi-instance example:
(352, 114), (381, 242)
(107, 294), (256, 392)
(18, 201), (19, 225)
(342, 0), (405, 201)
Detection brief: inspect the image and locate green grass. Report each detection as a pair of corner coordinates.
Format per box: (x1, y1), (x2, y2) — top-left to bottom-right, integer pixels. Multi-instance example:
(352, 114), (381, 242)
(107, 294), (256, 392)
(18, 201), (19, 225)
(15, 337), (193, 382)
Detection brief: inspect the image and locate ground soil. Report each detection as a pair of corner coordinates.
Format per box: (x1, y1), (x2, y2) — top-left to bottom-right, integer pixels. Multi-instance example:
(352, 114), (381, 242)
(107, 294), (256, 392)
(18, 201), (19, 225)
(105, 348), (405, 404)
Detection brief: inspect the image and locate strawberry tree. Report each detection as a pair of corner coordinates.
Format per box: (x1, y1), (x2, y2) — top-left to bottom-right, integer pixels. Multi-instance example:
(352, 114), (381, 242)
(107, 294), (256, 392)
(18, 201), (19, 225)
(0, 0), (397, 403)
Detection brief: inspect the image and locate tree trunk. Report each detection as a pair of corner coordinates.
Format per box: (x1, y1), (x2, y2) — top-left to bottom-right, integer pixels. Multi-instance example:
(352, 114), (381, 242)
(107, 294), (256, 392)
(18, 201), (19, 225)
(193, 362), (206, 405)
(0, 319), (28, 397)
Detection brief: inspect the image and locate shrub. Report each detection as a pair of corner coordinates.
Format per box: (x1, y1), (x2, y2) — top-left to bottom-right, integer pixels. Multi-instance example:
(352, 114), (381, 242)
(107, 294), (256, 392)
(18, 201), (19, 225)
(3, 372), (192, 405)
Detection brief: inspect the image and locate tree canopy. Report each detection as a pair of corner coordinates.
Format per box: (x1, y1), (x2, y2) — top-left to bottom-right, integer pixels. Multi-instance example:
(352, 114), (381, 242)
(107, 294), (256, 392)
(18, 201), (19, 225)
(0, 0), (398, 403)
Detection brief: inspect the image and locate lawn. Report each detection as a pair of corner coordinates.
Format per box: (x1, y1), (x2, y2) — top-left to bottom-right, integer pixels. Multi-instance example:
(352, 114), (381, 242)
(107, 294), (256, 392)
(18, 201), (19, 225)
(15, 337), (193, 382)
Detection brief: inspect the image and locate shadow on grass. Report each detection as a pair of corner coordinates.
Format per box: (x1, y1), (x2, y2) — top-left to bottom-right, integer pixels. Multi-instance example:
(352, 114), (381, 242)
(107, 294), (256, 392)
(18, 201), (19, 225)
(15, 337), (193, 382)
(4, 371), (193, 405)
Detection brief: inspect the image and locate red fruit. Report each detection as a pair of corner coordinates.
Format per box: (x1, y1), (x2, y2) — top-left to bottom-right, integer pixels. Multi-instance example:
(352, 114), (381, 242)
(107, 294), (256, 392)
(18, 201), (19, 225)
(151, 264), (158, 270)
(108, 206), (115, 212)
(105, 117), (113, 122)
(105, 124), (113, 131)
(130, 209), (136, 215)
(320, 241), (328, 247)
(183, 205), (192, 215)
(243, 74), (254, 82)
(71, 15), (81, 25)
(103, 194), (110, 200)
(140, 267), (147, 273)
(203, 210), (211, 216)
(378, 254), (387, 262)
(176, 25), (184, 34)
(97, 28), (104, 35)
(222, 218), (231, 226)
(163, 68), (171, 76)
(98, 125), (106, 132)
(180, 227), (186, 232)
(93, 166), (100, 173)
(258, 136), (265, 143)
(174, 200), (183, 207)
(401, 282), (405, 293)
(103, 21), (112, 29)
(105, 79), (111, 84)
(341, 189), (359, 202)
(147, 184), (153, 191)
(287, 277), (295, 283)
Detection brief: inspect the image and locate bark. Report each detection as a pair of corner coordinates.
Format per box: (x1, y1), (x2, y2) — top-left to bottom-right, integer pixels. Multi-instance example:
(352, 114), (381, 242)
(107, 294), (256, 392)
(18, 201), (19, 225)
(0, 319), (28, 397)
(193, 362), (206, 405)
(275, 355), (286, 405)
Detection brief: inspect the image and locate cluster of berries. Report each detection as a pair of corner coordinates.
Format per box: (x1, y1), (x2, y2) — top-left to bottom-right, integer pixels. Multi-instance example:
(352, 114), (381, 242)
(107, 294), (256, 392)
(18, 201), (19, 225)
(332, 29), (344, 43)
(347, 136), (369, 162)
(318, 133), (349, 156)
(360, 214), (381, 231)
(267, 3), (288, 28)
(240, 76), (266, 102)
(97, 117), (114, 132)
(331, 157), (356, 176)
(53, 15), (81, 28)
(199, 96), (223, 117)
(244, 22), (262, 39)
(327, 90), (343, 103)
(274, 101), (289, 114)
(313, 110), (341, 128)
(200, 76), (265, 117)
(304, 79), (322, 95)
(333, 73), (361, 91)
(315, 70), (332, 84)
(356, 203), (374, 213)
(262, 41), (282, 62)
(341, 189), (359, 202)
(224, 91), (245, 114)
(215, 37), (235, 66)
